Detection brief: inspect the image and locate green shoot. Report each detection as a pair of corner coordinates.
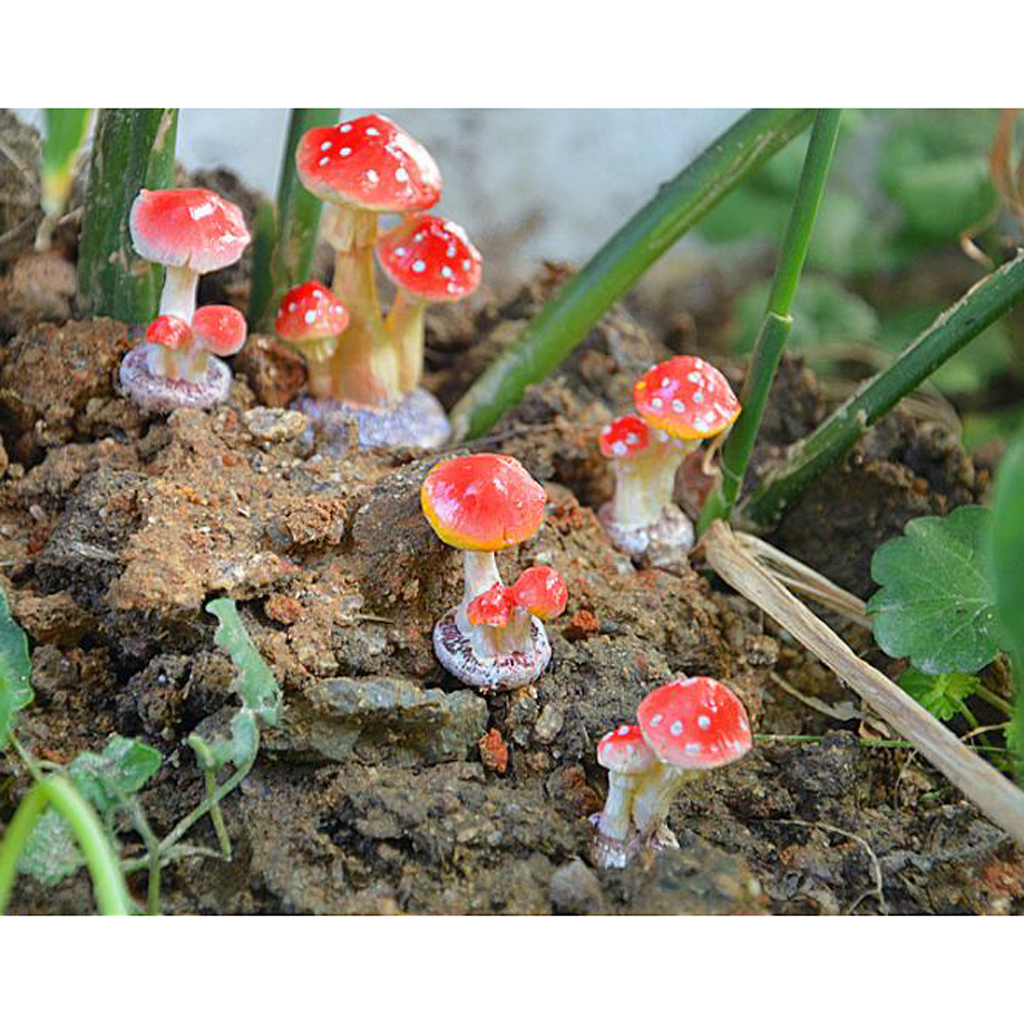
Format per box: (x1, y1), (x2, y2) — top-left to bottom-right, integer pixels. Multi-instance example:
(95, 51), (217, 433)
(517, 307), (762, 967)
(0, 589), (32, 751)
(738, 250), (1024, 530)
(897, 668), (981, 723)
(247, 108), (339, 332)
(698, 109), (841, 533)
(75, 108), (179, 324)
(448, 109), (815, 440)
(36, 108), (92, 250)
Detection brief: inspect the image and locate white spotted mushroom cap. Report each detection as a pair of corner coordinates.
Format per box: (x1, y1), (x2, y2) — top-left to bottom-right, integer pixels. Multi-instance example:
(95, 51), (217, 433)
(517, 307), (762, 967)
(376, 213), (482, 304)
(130, 188), (251, 273)
(599, 414), (650, 459)
(296, 114), (442, 214)
(637, 677), (752, 769)
(274, 280), (349, 342)
(633, 355), (741, 441)
(597, 724), (658, 775)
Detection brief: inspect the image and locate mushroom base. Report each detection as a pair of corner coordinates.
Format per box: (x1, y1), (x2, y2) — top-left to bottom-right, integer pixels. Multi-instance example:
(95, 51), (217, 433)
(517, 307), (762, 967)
(587, 817), (680, 869)
(293, 387), (451, 451)
(598, 502), (695, 566)
(433, 608), (551, 693)
(119, 345), (232, 414)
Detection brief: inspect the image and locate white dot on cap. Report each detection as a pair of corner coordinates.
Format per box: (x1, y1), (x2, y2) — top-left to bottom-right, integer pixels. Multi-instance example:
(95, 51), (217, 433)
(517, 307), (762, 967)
(612, 441), (627, 456)
(313, 290), (323, 299)
(318, 157), (329, 166)
(661, 377), (671, 387)
(670, 721), (683, 736)
(366, 169), (379, 184)
(698, 715), (711, 730)
(618, 725), (630, 736)
(650, 714), (663, 727)
(340, 147), (352, 157)
(441, 266), (453, 278)
(412, 259), (426, 273)
(320, 141), (331, 152)
(462, 259), (472, 270)
(672, 399), (685, 413)
(651, 397), (663, 409)
(395, 247), (407, 257)
(365, 127), (380, 136)
(685, 742), (703, 755)
(739, 719), (749, 732)
(288, 303), (297, 312)
(340, 124), (352, 132)
(395, 167), (409, 182)
(304, 310), (316, 324)
(688, 371), (702, 383)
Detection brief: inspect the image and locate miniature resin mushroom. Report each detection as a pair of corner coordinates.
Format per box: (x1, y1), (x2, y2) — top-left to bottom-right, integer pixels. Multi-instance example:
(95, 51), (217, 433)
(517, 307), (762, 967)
(376, 213), (482, 393)
(629, 676), (752, 853)
(599, 356), (740, 562)
(274, 281), (350, 397)
(421, 453), (565, 692)
(589, 725), (658, 869)
(120, 188), (251, 412)
(295, 114), (451, 447)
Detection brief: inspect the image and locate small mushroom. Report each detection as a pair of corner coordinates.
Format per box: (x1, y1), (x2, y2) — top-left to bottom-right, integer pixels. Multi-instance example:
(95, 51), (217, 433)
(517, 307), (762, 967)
(600, 356), (740, 561)
(120, 188), (250, 412)
(589, 725), (658, 870)
(376, 213), (482, 393)
(421, 453), (561, 692)
(274, 280), (350, 395)
(629, 676), (752, 854)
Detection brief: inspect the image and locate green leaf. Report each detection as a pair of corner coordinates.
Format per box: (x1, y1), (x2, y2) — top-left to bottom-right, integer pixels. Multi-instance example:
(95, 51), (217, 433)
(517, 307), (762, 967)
(867, 505), (1006, 674)
(989, 421), (1024, 665)
(18, 808), (82, 886)
(68, 736), (163, 814)
(188, 709), (258, 772)
(206, 598), (281, 727)
(0, 589), (33, 750)
(897, 667), (980, 722)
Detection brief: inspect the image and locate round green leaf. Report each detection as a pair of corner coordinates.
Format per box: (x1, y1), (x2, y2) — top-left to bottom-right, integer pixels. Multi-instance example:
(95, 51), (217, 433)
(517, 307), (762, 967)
(867, 505), (1006, 674)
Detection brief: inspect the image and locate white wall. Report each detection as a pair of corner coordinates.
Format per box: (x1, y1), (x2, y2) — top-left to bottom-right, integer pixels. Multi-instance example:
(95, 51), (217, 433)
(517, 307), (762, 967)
(16, 108), (744, 281)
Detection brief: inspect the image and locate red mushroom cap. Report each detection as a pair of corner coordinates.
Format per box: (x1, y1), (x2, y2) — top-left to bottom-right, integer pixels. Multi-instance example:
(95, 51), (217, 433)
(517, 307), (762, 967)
(130, 188), (251, 273)
(376, 214), (482, 304)
(599, 414), (650, 459)
(146, 314), (192, 350)
(466, 583), (515, 628)
(597, 724), (657, 774)
(510, 566), (568, 621)
(192, 305), (247, 357)
(637, 677), (752, 770)
(296, 114), (442, 214)
(633, 356), (741, 441)
(421, 454), (547, 553)
(274, 281), (349, 342)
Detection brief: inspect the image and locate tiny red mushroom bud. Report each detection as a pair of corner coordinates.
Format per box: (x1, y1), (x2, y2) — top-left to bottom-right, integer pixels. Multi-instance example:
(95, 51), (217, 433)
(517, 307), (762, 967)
(144, 314), (192, 380)
(193, 305), (247, 357)
(466, 583), (515, 628)
(629, 676), (752, 856)
(510, 566), (568, 621)
(274, 280), (350, 374)
(590, 725), (658, 869)
(633, 355), (740, 441)
(599, 414), (649, 460)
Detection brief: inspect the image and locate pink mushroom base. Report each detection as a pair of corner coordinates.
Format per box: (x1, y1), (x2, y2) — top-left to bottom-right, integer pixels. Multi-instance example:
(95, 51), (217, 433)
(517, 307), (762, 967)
(293, 387), (451, 451)
(433, 608), (552, 693)
(598, 501), (695, 566)
(118, 346), (232, 414)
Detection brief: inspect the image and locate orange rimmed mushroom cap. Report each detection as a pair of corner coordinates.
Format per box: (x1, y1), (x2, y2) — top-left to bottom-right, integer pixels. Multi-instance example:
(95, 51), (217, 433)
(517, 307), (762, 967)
(634, 356), (740, 441)
(146, 314), (192, 350)
(421, 453), (547, 552)
(192, 305), (247, 356)
(376, 214), (482, 304)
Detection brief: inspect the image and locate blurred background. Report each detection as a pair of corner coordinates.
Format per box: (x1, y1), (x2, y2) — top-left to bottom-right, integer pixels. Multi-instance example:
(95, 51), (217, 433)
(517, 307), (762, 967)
(8, 108), (1024, 456)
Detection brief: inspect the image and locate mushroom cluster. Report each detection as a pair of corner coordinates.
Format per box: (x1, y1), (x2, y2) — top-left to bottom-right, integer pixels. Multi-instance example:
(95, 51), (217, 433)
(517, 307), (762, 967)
(589, 676), (752, 869)
(119, 188), (251, 413)
(293, 113), (481, 449)
(599, 355), (740, 562)
(421, 454), (568, 692)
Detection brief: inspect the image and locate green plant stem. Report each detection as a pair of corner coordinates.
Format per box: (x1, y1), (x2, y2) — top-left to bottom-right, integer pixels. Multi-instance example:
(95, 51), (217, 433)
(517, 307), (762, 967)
(120, 844), (227, 875)
(36, 108), (92, 250)
(75, 108), (178, 324)
(248, 108), (339, 331)
(699, 110), (842, 533)
(0, 777), (133, 916)
(739, 249), (1024, 530)
(974, 683), (1014, 717)
(204, 768), (232, 858)
(755, 733), (1007, 754)
(125, 798), (162, 915)
(448, 109), (815, 440)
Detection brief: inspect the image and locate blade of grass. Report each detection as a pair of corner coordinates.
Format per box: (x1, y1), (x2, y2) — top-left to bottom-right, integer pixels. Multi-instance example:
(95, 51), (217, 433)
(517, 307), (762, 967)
(248, 108), (339, 331)
(75, 108), (178, 324)
(36, 108), (92, 250)
(698, 109), (842, 533)
(449, 108), (815, 440)
(738, 249), (1024, 530)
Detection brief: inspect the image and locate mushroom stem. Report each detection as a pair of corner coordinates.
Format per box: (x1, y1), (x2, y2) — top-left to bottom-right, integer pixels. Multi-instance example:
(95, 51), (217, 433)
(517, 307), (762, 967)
(385, 289), (427, 393)
(158, 264), (199, 321)
(144, 338), (210, 384)
(630, 764), (697, 837)
(320, 205), (402, 406)
(463, 550), (502, 604)
(611, 437), (696, 529)
(597, 770), (644, 843)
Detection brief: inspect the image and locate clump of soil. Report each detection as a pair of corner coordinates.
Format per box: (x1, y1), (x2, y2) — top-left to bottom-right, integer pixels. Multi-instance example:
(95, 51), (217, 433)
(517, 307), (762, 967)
(1, 118), (1020, 914)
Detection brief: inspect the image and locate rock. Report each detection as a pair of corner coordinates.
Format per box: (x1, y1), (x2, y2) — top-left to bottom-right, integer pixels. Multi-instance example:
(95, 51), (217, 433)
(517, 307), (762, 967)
(478, 729), (509, 774)
(243, 407), (308, 445)
(264, 675), (490, 768)
(233, 335), (306, 409)
(534, 703), (564, 744)
(550, 858), (605, 914)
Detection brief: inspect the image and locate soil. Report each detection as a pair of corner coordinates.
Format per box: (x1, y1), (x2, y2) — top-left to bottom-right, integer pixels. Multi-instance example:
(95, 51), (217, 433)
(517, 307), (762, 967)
(1, 114), (1021, 915)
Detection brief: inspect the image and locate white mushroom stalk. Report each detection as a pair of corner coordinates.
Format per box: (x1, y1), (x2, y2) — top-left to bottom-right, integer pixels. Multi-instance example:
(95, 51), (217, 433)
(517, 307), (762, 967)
(159, 264), (201, 322)
(606, 430), (698, 530)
